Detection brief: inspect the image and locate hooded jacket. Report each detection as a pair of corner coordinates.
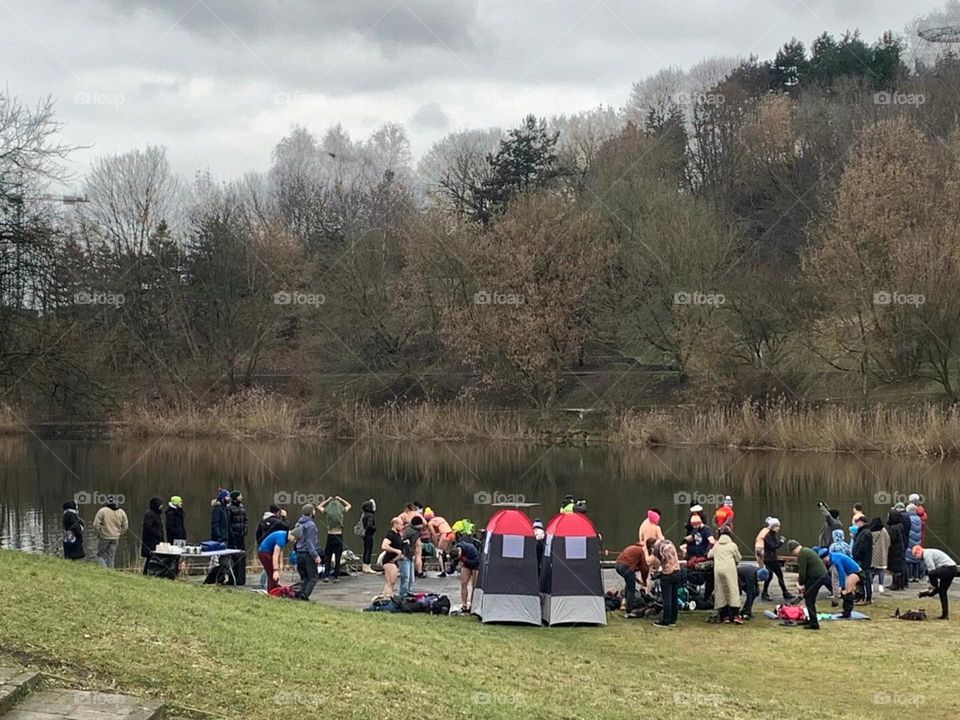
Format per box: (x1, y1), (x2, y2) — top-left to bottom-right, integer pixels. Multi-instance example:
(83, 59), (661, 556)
(361, 501), (376, 535)
(904, 509), (922, 560)
(165, 503), (186, 542)
(828, 552), (861, 588)
(93, 503), (129, 540)
(256, 512), (288, 545)
(818, 507), (844, 548)
(829, 529), (852, 557)
(294, 515), (320, 560)
(227, 498), (248, 545)
(885, 513), (905, 574)
(62, 503), (85, 559)
(852, 523), (872, 568)
(707, 534), (742, 608)
(210, 499), (229, 542)
(141, 497), (165, 558)
(869, 519), (890, 569)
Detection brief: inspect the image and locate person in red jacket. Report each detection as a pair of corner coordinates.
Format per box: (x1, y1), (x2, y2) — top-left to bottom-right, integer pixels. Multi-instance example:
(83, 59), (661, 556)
(714, 496), (734, 533)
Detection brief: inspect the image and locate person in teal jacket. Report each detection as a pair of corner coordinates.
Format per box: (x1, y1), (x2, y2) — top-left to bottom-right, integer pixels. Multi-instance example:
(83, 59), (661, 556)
(819, 548), (863, 618)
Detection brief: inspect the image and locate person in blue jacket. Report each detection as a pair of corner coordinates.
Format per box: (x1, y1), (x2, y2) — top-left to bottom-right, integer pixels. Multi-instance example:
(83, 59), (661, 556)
(904, 504), (924, 582)
(819, 548), (863, 618)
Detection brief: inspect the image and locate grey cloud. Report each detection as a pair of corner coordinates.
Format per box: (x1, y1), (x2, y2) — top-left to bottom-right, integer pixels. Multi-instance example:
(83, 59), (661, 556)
(410, 102), (450, 130)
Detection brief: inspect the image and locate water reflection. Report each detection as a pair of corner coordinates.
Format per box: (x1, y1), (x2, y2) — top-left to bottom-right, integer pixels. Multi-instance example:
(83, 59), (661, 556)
(1, 437), (957, 567)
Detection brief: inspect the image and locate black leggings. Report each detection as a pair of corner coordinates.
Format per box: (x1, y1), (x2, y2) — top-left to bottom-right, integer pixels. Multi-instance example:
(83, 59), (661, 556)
(324, 534), (343, 578)
(928, 566), (958, 618)
(763, 558), (789, 596)
(362, 530), (375, 564)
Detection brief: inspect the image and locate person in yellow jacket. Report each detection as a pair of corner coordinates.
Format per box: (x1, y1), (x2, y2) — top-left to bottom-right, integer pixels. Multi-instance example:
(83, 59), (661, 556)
(708, 528), (743, 624)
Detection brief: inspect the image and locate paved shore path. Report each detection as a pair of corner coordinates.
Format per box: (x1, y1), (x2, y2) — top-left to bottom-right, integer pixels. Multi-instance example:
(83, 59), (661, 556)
(219, 565), (959, 614)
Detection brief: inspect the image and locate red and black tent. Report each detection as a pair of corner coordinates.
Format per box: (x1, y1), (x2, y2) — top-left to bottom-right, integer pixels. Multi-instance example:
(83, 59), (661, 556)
(473, 509), (541, 625)
(540, 512), (606, 625)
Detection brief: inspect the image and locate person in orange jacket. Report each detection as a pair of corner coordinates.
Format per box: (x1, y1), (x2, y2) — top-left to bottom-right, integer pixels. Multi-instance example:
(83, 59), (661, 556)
(714, 496), (734, 533)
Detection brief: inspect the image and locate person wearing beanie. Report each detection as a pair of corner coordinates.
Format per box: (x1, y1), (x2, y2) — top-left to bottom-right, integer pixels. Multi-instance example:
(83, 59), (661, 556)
(761, 518), (794, 602)
(227, 491), (249, 586)
(140, 496), (165, 574)
(682, 514), (714, 561)
(787, 540), (828, 630)
(165, 495), (186, 543)
(209, 490), (230, 544)
(754, 518), (773, 569)
(869, 517), (890, 595)
(909, 494), (929, 544)
(360, 499), (378, 575)
(92, 495), (129, 568)
(708, 528), (743, 624)
(62, 500), (85, 561)
(904, 504), (924, 582)
(885, 511), (907, 590)
(714, 497), (734, 532)
(294, 504), (321, 600)
(638, 508), (664, 551)
(560, 494), (575, 514)
(821, 548), (863, 618)
(688, 503), (707, 526)
(915, 545), (957, 619)
(851, 515), (873, 604)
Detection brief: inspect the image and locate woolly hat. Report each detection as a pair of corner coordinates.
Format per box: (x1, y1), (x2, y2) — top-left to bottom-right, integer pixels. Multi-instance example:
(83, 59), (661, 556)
(893, 502), (906, 511)
(767, 517), (780, 529)
(170, 495), (183, 507)
(217, 489), (229, 501)
(301, 503), (315, 517)
(647, 509), (661, 524)
(532, 519), (544, 530)
(908, 493), (921, 504)
(229, 490), (241, 500)
(723, 495), (733, 507)
(423, 507), (435, 520)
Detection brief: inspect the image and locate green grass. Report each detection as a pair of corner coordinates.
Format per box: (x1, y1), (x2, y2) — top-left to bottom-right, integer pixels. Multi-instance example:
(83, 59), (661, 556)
(0, 550), (954, 719)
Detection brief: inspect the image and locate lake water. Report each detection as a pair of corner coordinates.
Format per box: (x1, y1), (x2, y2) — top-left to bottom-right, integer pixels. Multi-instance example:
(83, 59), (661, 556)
(2, 437), (958, 567)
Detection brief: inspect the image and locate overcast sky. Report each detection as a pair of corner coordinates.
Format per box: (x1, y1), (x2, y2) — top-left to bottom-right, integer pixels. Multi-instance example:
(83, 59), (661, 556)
(0, 0), (932, 183)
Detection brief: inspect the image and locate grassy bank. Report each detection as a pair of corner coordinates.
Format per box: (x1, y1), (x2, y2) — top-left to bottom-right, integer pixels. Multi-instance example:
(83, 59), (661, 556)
(0, 550), (956, 720)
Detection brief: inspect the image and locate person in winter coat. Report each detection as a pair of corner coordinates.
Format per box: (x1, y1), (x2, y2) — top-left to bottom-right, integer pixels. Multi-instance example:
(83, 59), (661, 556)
(817, 503), (844, 549)
(761, 518), (794, 601)
(360, 499), (377, 574)
(165, 496), (186, 543)
(869, 517), (890, 594)
(909, 493), (928, 544)
(140, 496), (165, 573)
(885, 511), (907, 590)
(92, 496), (129, 568)
(227, 491), (248, 586)
(914, 545), (957, 620)
(62, 500), (85, 560)
(707, 529), (743, 624)
(829, 528), (852, 557)
(210, 489), (230, 543)
(851, 515), (873, 603)
(904, 504), (924, 582)
(714, 496), (735, 532)
(647, 539), (681, 627)
(895, 503), (912, 553)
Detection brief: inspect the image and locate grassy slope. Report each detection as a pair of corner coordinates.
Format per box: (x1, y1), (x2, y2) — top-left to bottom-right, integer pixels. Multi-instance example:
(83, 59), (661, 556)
(0, 550), (953, 720)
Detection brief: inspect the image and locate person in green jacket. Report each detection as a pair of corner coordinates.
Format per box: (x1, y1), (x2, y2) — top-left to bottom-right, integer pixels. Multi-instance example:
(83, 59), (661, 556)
(787, 540), (829, 630)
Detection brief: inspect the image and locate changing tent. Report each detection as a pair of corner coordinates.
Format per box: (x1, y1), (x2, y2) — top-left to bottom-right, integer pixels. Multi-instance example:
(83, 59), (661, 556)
(540, 512), (606, 625)
(473, 509), (541, 625)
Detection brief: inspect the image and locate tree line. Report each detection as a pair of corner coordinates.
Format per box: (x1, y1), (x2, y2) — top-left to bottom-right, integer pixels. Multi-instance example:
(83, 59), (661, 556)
(4, 26), (960, 419)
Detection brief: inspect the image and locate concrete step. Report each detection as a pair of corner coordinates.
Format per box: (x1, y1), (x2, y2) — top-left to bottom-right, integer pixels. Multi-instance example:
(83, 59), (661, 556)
(0, 669), (42, 716)
(3, 688), (164, 720)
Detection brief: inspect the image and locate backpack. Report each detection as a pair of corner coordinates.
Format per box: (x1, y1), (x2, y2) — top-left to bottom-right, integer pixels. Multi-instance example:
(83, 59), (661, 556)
(353, 519), (364, 537)
(776, 604), (807, 621)
(893, 608), (927, 621)
(430, 595), (451, 615)
(268, 585), (298, 599)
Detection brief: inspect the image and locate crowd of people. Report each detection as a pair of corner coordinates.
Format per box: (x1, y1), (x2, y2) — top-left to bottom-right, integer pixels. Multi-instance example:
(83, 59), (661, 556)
(614, 493), (957, 630)
(58, 488), (958, 629)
